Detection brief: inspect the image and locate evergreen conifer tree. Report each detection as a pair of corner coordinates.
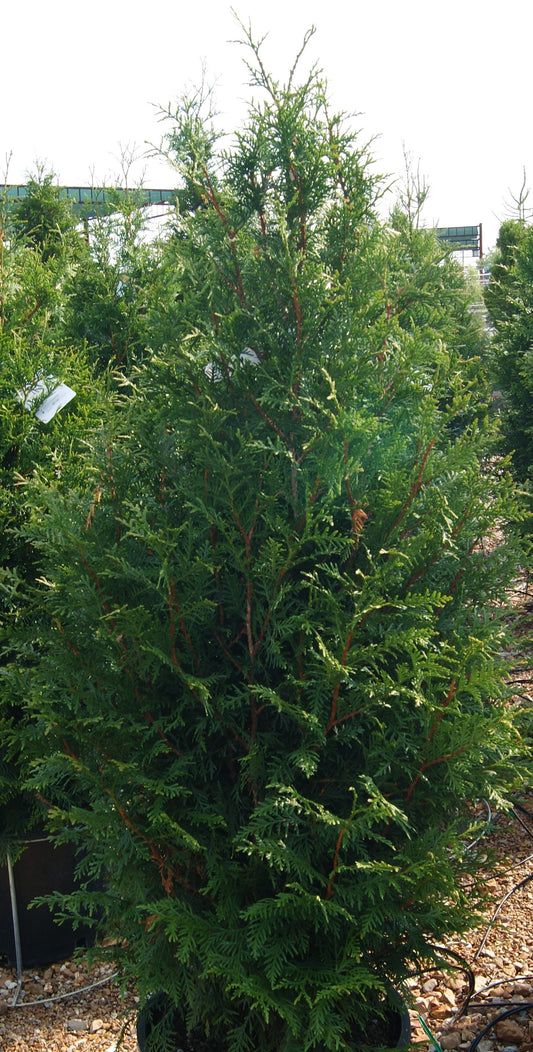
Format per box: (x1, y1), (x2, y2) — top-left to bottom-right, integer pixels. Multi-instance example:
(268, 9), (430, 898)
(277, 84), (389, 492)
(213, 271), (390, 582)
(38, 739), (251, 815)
(0, 186), (104, 858)
(485, 219), (533, 482)
(62, 187), (166, 374)
(10, 168), (82, 262)
(11, 28), (530, 1052)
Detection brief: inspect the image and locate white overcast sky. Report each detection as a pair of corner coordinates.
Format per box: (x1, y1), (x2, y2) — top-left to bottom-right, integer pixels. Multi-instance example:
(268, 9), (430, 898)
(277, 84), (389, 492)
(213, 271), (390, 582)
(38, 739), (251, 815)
(2, 0), (532, 252)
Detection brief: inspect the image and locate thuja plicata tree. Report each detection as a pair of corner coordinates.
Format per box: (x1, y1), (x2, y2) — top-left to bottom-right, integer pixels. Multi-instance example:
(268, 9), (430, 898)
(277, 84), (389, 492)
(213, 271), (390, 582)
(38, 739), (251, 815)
(13, 26), (531, 1052)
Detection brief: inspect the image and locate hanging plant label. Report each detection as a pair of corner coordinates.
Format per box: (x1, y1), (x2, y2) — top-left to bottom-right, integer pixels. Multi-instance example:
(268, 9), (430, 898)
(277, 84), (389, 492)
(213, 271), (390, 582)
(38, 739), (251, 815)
(16, 377), (76, 423)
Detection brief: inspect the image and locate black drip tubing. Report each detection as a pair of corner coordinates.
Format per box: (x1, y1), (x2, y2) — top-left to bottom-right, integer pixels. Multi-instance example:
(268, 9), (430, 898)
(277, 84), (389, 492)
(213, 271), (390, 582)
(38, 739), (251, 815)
(467, 1002), (533, 1051)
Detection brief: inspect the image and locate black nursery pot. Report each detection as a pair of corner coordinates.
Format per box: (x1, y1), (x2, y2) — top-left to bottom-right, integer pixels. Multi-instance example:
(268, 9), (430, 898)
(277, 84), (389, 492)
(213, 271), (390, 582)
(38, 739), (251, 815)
(0, 834), (94, 967)
(136, 990), (412, 1052)
(361, 987), (412, 1050)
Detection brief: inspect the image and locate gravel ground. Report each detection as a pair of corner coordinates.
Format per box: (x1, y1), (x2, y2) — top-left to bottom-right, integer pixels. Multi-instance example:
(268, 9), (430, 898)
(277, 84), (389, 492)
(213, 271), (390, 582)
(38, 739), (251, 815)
(0, 958), (138, 1052)
(409, 804), (533, 1052)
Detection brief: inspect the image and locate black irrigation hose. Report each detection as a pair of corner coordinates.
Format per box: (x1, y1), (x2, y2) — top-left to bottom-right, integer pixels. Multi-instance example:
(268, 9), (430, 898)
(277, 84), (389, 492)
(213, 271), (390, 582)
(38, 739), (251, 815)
(473, 851), (533, 885)
(512, 808), (533, 840)
(514, 800), (533, 815)
(461, 801), (533, 1047)
(467, 1002), (533, 1052)
(473, 871), (533, 960)
(464, 799), (493, 853)
(513, 800), (533, 838)
(472, 974), (533, 997)
(420, 800), (533, 1049)
(469, 999), (533, 1009)
(423, 946), (475, 1021)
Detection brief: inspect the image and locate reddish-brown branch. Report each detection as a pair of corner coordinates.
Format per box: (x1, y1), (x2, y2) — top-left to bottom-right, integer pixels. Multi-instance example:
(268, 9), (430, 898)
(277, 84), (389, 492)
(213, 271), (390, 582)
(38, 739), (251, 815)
(449, 540), (478, 595)
(326, 629), (353, 734)
(143, 709), (183, 757)
(230, 499), (256, 549)
(404, 677), (460, 804)
(248, 685), (267, 743)
(405, 551), (441, 590)
(248, 392), (290, 444)
(214, 627), (243, 668)
(427, 679), (457, 745)
(297, 632), (306, 688)
(106, 442), (116, 506)
(53, 618), (80, 658)
(326, 821), (350, 900)
(81, 559), (143, 685)
(112, 800), (179, 897)
(245, 578), (254, 661)
(406, 507), (471, 589)
(295, 474), (323, 531)
(168, 579), (201, 672)
(62, 739), (80, 762)
(388, 438), (436, 537)
(309, 475), (322, 503)
(252, 559), (292, 659)
(218, 350), (235, 390)
(81, 559), (115, 633)
(202, 165), (247, 309)
(212, 255), (246, 308)
(328, 708), (361, 731)
(289, 160), (307, 256)
(404, 745), (469, 805)
(291, 281), (302, 349)
(21, 298), (41, 326)
(229, 501), (262, 664)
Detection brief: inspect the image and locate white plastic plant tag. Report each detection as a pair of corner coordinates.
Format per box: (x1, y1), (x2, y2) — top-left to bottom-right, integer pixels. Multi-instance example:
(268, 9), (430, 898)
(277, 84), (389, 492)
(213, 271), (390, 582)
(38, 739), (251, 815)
(205, 346), (261, 381)
(239, 346), (261, 366)
(17, 377), (76, 423)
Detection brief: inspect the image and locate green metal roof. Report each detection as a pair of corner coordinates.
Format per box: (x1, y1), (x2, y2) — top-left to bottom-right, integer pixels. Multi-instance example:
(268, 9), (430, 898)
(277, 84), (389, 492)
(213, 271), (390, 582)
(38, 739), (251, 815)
(436, 225), (480, 251)
(3, 185), (176, 218)
(3, 186), (482, 254)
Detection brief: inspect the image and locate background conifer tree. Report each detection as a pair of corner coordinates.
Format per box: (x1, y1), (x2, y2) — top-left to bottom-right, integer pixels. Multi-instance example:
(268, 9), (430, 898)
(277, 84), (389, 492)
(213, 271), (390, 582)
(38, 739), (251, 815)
(9, 168), (81, 262)
(62, 188), (166, 374)
(485, 218), (533, 484)
(0, 184), (104, 858)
